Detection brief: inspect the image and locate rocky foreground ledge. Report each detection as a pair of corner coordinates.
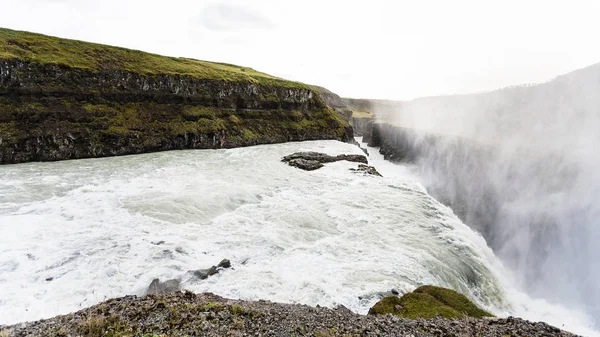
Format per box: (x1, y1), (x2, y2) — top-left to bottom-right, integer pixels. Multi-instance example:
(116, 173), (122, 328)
(2, 291), (575, 337)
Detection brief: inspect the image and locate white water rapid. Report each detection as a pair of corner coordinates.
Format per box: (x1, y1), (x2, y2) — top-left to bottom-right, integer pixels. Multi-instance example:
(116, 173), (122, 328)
(0, 140), (596, 335)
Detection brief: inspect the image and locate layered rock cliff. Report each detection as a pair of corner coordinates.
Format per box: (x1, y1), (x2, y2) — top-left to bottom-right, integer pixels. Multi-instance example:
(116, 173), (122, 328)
(0, 28), (352, 164)
(313, 87), (378, 136)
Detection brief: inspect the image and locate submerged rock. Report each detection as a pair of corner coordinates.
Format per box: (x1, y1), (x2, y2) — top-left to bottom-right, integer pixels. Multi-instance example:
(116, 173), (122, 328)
(192, 266), (218, 280)
(217, 259), (231, 269)
(189, 258), (232, 280)
(147, 278), (181, 295)
(368, 285), (493, 319)
(282, 151), (368, 171)
(350, 164), (382, 177)
(287, 158), (323, 171)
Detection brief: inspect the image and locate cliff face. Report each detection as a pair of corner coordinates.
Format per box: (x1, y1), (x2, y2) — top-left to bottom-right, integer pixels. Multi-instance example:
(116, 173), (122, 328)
(0, 29), (352, 164)
(314, 87), (376, 136)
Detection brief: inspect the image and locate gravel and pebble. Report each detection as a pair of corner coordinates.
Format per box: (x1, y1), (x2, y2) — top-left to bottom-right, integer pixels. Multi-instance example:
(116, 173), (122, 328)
(1, 291), (578, 337)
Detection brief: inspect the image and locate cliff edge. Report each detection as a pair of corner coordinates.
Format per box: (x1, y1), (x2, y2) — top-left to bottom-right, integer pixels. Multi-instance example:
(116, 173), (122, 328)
(0, 28), (352, 164)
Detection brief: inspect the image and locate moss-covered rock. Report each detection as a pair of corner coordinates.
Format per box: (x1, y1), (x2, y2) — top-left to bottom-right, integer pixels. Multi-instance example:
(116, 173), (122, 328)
(368, 285), (493, 319)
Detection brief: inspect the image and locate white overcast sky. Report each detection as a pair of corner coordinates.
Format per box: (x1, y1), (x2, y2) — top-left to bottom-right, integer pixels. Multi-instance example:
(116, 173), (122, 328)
(2, 0), (600, 100)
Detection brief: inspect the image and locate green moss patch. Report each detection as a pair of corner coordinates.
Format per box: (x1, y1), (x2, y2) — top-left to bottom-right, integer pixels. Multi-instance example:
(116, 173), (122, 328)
(413, 285), (492, 318)
(0, 27), (307, 89)
(368, 285), (493, 319)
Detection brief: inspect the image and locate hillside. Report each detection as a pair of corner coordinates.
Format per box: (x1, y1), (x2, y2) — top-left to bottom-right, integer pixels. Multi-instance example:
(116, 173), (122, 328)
(0, 28), (352, 164)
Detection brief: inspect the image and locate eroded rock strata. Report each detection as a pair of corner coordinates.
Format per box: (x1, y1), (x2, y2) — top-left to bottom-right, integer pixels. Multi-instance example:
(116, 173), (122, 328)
(0, 29), (353, 164)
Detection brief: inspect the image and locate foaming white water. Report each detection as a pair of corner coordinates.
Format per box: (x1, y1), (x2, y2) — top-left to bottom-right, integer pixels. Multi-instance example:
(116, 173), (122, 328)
(0, 140), (595, 335)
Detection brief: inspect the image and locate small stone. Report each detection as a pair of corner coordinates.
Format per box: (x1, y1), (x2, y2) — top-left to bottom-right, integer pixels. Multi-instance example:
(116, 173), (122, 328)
(151, 240), (165, 245)
(217, 259), (231, 269)
(391, 289), (399, 295)
(394, 305), (403, 312)
(45, 277), (53, 282)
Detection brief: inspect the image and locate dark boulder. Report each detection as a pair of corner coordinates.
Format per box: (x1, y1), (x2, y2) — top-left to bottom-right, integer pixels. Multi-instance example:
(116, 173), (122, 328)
(192, 266), (218, 280)
(287, 158), (323, 171)
(218, 259), (231, 269)
(350, 164), (382, 177)
(282, 151), (368, 171)
(189, 258), (233, 280)
(282, 151), (367, 164)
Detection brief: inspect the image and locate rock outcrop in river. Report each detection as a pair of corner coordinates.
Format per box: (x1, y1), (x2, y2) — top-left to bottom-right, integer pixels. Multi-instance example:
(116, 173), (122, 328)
(282, 151), (368, 171)
(0, 28), (353, 164)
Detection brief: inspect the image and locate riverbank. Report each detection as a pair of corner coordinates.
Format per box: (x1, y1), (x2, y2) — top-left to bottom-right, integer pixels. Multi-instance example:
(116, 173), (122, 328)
(1, 291), (575, 337)
(0, 28), (352, 164)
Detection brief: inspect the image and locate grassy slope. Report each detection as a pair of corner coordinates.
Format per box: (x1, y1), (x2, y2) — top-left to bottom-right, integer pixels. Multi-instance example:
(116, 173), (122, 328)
(0, 27), (304, 89)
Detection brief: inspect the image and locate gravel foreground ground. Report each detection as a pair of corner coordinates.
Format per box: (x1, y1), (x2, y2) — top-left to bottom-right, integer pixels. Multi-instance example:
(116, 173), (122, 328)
(1, 291), (578, 337)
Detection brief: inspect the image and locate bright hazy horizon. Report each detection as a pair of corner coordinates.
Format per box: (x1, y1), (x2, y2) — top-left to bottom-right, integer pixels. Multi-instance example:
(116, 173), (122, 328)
(2, 0), (600, 100)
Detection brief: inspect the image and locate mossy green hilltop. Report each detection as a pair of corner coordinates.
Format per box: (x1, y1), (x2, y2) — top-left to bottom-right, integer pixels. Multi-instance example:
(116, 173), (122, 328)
(0, 28), (303, 88)
(0, 28), (352, 164)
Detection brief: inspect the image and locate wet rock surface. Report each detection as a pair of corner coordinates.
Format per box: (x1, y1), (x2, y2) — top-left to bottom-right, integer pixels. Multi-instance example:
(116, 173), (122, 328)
(189, 258), (232, 280)
(2, 292), (577, 337)
(350, 164), (382, 177)
(286, 158), (324, 171)
(192, 266), (219, 280)
(282, 151), (368, 171)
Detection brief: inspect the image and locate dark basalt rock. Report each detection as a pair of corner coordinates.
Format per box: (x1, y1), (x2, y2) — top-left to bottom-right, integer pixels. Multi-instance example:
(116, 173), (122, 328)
(350, 164), (382, 177)
(282, 151), (367, 165)
(192, 266), (218, 280)
(147, 278), (181, 295)
(217, 259), (231, 269)
(189, 258), (233, 280)
(287, 158), (323, 171)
